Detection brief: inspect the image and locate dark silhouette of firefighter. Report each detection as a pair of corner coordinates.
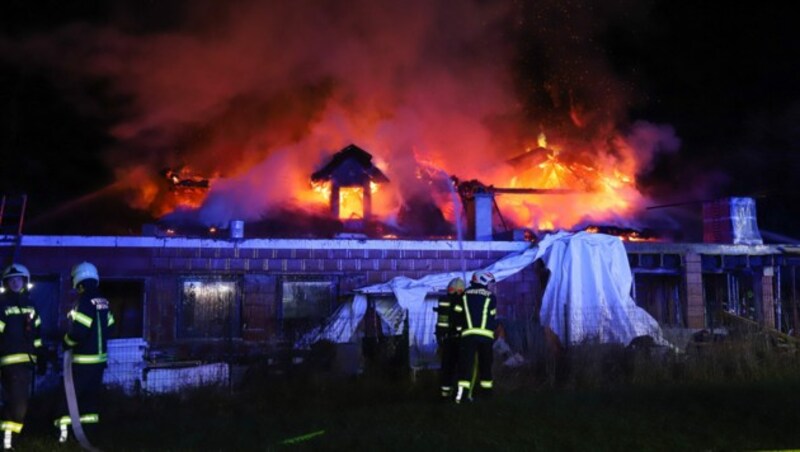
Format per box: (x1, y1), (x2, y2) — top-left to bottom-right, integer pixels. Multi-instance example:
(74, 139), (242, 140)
(0, 263), (43, 451)
(54, 262), (114, 444)
(454, 270), (497, 403)
(434, 277), (465, 400)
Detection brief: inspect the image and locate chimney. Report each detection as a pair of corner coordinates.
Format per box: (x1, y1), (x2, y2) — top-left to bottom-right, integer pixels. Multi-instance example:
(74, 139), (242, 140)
(473, 192), (494, 241)
(703, 197), (763, 245)
(229, 220), (244, 239)
(457, 180), (496, 241)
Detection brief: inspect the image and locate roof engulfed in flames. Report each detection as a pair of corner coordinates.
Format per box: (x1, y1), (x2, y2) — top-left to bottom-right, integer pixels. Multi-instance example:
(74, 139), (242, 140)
(29, 1), (681, 237)
(495, 132), (645, 232)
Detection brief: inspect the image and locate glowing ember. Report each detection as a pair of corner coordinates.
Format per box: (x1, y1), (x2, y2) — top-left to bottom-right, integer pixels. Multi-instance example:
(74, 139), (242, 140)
(126, 167), (214, 217)
(583, 225), (657, 242)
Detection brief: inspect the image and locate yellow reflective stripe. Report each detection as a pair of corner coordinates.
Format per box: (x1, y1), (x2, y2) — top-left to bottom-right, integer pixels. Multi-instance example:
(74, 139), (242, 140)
(96, 312), (102, 353)
(54, 416), (71, 427)
(34, 339), (43, 347)
(54, 414), (98, 426)
(64, 334), (77, 346)
(457, 380), (471, 388)
(70, 310), (93, 327)
(0, 354), (34, 366)
(3, 306), (35, 316)
(437, 322), (449, 327)
(461, 329), (494, 339)
(439, 301), (450, 307)
(1, 421), (23, 433)
(0, 320), (5, 333)
(453, 305), (463, 312)
(35, 317), (42, 327)
(481, 297), (490, 329)
(72, 353), (107, 364)
(462, 295), (472, 329)
(479, 380), (493, 389)
(80, 414), (99, 424)
(108, 312), (115, 326)
(462, 294), (495, 330)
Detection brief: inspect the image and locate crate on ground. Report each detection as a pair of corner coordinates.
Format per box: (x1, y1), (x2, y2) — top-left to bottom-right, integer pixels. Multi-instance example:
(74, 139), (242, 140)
(103, 338), (148, 394)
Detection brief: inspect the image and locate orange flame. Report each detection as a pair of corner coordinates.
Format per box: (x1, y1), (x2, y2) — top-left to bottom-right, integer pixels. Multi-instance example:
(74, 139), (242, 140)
(309, 180), (383, 220)
(496, 133), (643, 232)
(339, 187), (364, 220)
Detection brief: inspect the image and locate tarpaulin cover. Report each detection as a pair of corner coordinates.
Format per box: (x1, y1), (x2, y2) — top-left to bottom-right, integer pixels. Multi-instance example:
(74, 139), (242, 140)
(299, 232), (668, 362)
(536, 231), (667, 346)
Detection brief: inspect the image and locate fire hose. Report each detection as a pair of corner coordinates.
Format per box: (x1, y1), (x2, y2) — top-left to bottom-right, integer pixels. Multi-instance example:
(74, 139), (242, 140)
(63, 350), (101, 452)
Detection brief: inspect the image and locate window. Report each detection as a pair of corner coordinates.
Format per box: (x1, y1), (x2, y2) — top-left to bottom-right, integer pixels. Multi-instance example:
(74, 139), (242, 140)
(633, 274), (685, 327)
(102, 280), (145, 338)
(280, 276), (337, 341)
(178, 277), (241, 339)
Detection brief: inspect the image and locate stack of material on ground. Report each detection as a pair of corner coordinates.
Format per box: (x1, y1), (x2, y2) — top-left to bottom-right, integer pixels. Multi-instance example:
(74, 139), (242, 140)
(103, 337), (229, 394)
(103, 338), (148, 393)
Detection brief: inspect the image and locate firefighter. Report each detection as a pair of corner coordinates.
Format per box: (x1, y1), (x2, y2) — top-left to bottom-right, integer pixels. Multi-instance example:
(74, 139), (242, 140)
(54, 262), (114, 444)
(0, 263), (43, 450)
(454, 270), (497, 403)
(434, 277), (465, 400)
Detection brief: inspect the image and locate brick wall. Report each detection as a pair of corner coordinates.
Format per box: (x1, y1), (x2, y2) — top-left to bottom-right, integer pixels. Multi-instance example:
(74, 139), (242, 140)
(15, 240), (534, 357)
(684, 252), (705, 329)
(761, 268), (775, 329)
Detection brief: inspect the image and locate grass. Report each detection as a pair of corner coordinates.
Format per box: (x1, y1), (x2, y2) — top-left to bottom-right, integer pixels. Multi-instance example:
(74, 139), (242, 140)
(14, 337), (800, 451)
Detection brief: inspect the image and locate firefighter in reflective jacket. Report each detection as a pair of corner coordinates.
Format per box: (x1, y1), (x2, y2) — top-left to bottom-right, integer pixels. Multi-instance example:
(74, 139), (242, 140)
(54, 262), (114, 443)
(434, 277), (465, 400)
(0, 264), (42, 450)
(454, 270), (497, 403)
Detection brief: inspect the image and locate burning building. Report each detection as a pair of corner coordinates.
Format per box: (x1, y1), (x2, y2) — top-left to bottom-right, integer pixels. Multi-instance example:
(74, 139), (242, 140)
(5, 144), (800, 390)
(2, 139), (797, 391)
(3, 0), (798, 396)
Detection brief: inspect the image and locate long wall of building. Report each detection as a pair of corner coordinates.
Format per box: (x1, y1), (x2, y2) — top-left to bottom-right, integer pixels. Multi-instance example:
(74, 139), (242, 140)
(9, 236), (537, 361)
(7, 235), (800, 362)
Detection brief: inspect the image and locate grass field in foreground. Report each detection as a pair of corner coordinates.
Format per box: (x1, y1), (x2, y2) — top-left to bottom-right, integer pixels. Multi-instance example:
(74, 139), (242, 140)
(14, 374), (800, 451)
(15, 338), (800, 451)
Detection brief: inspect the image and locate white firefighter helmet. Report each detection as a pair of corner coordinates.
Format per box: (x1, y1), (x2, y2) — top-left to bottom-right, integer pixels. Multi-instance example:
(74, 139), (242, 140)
(447, 277), (466, 294)
(471, 270), (495, 286)
(2, 263), (30, 281)
(71, 261), (99, 289)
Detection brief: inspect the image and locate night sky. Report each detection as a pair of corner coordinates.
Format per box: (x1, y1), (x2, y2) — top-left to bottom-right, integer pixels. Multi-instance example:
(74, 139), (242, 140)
(1, 1), (798, 238)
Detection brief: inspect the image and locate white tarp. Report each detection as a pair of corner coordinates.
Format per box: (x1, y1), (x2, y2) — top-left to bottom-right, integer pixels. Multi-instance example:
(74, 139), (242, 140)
(300, 232), (668, 361)
(298, 245), (540, 364)
(536, 231), (667, 346)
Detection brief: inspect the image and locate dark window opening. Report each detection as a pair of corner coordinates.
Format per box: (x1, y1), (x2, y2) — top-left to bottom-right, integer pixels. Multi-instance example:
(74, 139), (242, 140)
(704, 272), (757, 325)
(361, 295), (409, 375)
(279, 276), (337, 343)
(633, 274), (685, 327)
(178, 277), (241, 339)
(102, 280), (145, 339)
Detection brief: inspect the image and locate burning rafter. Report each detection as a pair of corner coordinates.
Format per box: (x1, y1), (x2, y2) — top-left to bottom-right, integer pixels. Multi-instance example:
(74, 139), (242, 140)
(158, 167), (211, 211)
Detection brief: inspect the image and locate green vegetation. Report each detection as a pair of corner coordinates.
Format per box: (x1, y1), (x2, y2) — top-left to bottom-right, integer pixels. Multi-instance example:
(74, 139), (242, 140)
(16, 336), (800, 451)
